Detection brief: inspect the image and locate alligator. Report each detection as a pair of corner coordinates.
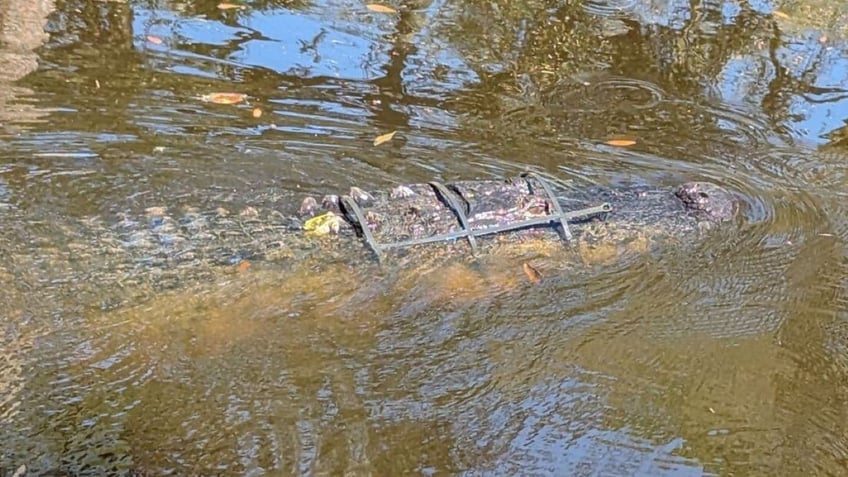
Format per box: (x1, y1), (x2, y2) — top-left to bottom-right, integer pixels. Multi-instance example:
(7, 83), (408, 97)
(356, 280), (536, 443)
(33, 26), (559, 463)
(1, 172), (739, 310)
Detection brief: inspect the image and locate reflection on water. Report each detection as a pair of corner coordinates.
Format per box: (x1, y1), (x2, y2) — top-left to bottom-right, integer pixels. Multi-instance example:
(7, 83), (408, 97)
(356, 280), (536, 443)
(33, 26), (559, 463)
(3, 0), (848, 475)
(0, 0), (55, 128)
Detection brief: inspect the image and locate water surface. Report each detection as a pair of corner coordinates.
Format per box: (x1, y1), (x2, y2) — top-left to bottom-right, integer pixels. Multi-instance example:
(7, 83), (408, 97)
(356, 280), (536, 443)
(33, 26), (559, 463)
(3, 0), (848, 475)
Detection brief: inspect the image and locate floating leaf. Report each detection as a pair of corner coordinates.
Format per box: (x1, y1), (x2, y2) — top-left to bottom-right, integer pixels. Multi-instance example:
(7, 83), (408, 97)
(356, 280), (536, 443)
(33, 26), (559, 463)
(523, 262), (542, 284)
(606, 138), (637, 147)
(367, 4), (398, 13)
(218, 2), (243, 9)
(201, 92), (247, 104)
(303, 212), (343, 236)
(373, 130), (397, 146)
(252, 107), (263, 118)
(237, 260), (251, 272)
(146, 35), (164, 44)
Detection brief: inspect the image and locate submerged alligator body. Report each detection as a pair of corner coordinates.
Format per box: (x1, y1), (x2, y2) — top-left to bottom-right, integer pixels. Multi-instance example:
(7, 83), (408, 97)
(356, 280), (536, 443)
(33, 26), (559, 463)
(3, 173), (738, 309)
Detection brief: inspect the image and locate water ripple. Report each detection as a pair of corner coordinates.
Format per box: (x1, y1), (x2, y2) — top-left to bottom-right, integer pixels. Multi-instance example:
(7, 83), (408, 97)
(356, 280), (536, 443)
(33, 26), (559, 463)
(546, 75), (666, 113)
(582, 0), (640, 17)
(488, 72), (780, 182)
(746, 146), (848, 192)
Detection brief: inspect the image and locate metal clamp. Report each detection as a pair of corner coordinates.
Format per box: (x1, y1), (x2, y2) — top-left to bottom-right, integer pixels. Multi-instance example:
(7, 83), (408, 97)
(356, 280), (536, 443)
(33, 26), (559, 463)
(340, 173), (614, 263)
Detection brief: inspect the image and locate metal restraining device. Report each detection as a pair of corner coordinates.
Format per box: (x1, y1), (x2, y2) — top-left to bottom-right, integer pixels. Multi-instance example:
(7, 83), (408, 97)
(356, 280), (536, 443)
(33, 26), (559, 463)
(338, 172), (612, 263)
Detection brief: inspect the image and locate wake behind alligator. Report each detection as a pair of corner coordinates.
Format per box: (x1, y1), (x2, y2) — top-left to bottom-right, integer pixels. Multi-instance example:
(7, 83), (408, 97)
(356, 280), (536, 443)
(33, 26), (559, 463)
(2, 173), (738, 310)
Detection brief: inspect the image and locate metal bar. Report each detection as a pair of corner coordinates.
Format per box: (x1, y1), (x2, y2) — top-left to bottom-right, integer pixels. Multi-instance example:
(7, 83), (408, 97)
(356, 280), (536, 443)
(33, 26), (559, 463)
(428, 181), (479, 255)
(521, 171), (572, 241)
(380, 203), (612, 250)
(339, 195), (384, 263)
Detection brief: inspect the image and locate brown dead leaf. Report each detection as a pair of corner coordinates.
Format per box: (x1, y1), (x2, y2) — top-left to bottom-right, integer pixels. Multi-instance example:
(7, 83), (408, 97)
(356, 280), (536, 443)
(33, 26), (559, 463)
(373, 130), (397, 146)
(218, 2), (243, 10)
(523, 262), (543, 284)
(146, 35), (164, 45)
(201, 92), (247, 105)
(606, 138), (637, 147)
(252, 107), (262, 118)
(237, 260), (251, 272)
(366, 4), (398, 13)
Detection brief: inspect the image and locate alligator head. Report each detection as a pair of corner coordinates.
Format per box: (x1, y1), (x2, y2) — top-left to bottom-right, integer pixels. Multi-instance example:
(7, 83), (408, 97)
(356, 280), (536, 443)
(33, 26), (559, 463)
(675, 181), (737, 221)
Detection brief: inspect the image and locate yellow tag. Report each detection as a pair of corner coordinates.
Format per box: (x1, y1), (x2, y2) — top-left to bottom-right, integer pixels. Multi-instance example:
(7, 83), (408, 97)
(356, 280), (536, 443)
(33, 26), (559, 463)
(303, 212), (342, 236)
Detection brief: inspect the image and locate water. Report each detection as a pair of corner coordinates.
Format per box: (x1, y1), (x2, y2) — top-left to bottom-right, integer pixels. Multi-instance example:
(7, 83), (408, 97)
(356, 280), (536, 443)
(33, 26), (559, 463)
(2, 0), (848, 475)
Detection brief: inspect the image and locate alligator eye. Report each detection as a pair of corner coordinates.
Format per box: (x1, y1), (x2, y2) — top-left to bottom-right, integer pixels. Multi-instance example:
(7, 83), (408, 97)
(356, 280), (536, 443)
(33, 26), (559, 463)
(698, 192), (709, 198)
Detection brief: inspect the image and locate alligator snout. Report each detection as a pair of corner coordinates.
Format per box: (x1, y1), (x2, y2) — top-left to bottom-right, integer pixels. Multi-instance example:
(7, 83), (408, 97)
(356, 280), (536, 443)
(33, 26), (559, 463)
(675, 181), (737, 221)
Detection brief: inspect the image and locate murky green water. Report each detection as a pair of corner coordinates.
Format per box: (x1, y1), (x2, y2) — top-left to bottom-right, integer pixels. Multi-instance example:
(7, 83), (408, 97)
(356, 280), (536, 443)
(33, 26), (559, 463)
(3, 0), (848, 475)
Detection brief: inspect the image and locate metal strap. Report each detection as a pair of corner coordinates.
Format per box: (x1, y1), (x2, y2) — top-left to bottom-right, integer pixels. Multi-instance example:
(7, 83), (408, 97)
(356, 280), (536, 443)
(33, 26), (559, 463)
(428, 181), (479, 255)
(338, 174), (613, 262)
(521, 171), (573, 241)
(339, 195), (384, 263)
